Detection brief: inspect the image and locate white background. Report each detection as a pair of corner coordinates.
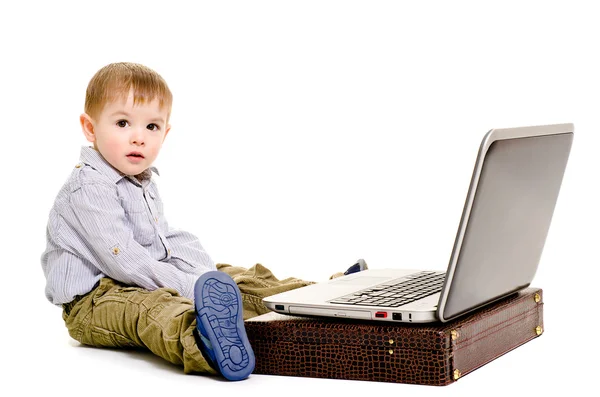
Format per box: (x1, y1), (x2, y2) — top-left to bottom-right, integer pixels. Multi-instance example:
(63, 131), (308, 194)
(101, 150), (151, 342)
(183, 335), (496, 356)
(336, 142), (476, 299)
(1, 1), (598, 395)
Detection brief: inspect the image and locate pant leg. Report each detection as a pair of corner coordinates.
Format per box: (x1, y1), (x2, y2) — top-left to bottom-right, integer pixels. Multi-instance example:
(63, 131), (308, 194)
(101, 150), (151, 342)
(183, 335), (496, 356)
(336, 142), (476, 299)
(63, 265), (315, 373)
(216, 263), (315, 320)
(62, 278), (215, 375)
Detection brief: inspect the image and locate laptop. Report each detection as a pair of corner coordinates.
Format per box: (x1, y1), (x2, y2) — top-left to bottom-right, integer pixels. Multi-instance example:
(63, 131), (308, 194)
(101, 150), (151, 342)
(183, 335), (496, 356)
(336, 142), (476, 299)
(264, 123), (574, 323)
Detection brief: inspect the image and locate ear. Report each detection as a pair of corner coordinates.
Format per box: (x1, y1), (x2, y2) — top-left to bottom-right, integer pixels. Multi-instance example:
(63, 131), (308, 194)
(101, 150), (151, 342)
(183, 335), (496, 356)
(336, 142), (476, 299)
(80, 113), (96, 143)
(162, 124), (171, 143)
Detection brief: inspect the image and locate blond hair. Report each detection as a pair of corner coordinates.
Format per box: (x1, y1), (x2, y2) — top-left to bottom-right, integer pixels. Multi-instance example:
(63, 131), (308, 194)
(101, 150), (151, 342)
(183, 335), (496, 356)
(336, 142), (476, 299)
(84, 62), (173, 120)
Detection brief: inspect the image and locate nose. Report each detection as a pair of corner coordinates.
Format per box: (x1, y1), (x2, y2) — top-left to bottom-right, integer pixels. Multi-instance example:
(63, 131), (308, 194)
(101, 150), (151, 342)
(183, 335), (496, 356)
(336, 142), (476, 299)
(130, 127), (145, 146)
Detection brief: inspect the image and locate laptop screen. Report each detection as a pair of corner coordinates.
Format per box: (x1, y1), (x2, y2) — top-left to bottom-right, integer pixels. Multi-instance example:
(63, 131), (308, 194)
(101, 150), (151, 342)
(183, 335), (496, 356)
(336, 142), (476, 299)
(441, 132), (573, 321)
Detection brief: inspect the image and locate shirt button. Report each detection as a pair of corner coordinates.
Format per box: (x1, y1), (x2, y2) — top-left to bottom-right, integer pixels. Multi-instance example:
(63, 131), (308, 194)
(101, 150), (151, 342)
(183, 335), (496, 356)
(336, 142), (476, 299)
(155, 217), (158, 223)
(112, 247), (120, 255)
(168, 249), (172, 255)
(75, 163), (82, 168)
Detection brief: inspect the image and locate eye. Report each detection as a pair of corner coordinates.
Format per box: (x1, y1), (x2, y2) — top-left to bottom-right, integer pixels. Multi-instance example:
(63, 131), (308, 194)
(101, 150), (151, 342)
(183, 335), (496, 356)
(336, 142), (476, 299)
(147, 123), (160, 131)
(116, 120), (129, 128)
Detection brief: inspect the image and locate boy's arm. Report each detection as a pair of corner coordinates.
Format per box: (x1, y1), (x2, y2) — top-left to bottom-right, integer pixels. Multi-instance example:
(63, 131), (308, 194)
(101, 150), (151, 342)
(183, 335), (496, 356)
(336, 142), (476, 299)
(164, 228), (215, 274)
(148, 182), (215, 273)
(69, 182), (198, 299)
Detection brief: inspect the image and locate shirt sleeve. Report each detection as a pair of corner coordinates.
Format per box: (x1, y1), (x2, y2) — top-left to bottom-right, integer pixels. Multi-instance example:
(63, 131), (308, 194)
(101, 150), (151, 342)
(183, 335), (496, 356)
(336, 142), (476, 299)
(69, 182), (198, 299)
(165, 227), (216, 275)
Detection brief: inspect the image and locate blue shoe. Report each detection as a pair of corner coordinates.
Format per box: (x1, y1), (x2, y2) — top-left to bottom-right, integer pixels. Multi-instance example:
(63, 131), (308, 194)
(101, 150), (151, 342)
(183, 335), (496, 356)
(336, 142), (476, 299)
(194, 271), (255, 381)
(344, 259), (369, 275)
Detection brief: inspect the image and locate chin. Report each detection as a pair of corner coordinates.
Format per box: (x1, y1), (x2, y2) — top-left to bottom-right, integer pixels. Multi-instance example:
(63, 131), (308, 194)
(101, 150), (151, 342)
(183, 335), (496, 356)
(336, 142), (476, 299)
(119, 166), (145, 176)
(130, 168), (146, 176)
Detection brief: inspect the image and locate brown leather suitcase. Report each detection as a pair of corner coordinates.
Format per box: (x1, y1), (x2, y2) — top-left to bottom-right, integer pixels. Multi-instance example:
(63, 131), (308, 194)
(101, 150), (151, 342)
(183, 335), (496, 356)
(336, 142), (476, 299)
(246, 287), (544, 385)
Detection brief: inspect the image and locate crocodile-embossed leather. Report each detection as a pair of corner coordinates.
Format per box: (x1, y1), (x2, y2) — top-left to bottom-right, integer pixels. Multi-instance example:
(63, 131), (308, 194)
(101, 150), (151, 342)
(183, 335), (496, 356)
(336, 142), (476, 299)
(246, 288), (543, 385)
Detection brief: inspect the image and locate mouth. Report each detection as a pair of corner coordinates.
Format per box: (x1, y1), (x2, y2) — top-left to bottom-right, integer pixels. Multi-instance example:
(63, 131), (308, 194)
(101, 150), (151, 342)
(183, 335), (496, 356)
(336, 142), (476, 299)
(127, 152), (145, 159)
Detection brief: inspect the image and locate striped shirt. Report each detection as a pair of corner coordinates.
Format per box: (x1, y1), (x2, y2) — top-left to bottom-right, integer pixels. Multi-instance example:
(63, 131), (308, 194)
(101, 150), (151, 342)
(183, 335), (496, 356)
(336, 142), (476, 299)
(41, 146), (216, 305)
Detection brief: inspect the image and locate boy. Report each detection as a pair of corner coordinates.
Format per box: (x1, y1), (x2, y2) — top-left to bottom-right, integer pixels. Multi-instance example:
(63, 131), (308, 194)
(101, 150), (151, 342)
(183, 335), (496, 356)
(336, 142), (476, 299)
(41, 62), (365, 381)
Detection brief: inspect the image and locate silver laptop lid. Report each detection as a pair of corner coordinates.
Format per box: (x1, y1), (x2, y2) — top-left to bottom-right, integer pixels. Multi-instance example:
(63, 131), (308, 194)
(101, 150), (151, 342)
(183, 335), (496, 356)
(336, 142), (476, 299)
(438, 124), (574, 322)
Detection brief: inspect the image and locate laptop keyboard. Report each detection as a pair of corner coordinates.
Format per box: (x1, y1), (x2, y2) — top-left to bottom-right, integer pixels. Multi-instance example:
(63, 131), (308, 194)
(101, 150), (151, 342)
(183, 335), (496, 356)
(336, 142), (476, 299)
(328, 271), (445, 308)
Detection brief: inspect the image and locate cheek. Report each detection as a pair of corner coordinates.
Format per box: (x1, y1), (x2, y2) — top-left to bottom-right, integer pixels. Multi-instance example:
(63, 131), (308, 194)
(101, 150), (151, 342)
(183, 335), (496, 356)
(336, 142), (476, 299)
(98, 132), (126, 154)
(107, 141), (123, 156)
(147, 134), (165, 154)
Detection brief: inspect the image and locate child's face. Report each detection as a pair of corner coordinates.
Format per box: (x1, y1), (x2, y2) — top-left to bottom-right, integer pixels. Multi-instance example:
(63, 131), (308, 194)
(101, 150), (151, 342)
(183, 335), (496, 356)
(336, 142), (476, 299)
(81, 90), (171, 176)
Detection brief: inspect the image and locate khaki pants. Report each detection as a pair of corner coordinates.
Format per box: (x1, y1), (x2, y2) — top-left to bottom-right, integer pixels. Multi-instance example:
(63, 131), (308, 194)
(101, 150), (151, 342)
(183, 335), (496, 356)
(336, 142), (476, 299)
(62, 264), (314, 374)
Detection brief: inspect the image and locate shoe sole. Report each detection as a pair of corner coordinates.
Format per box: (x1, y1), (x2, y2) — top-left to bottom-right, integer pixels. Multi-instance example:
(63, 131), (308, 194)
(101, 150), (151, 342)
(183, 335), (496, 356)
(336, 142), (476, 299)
(194, 271), (255, 380)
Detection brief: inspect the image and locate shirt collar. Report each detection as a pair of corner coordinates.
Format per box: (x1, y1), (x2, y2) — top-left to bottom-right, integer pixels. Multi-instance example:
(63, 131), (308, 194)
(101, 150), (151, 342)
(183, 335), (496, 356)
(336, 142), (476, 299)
(79, 146), (159, 186)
